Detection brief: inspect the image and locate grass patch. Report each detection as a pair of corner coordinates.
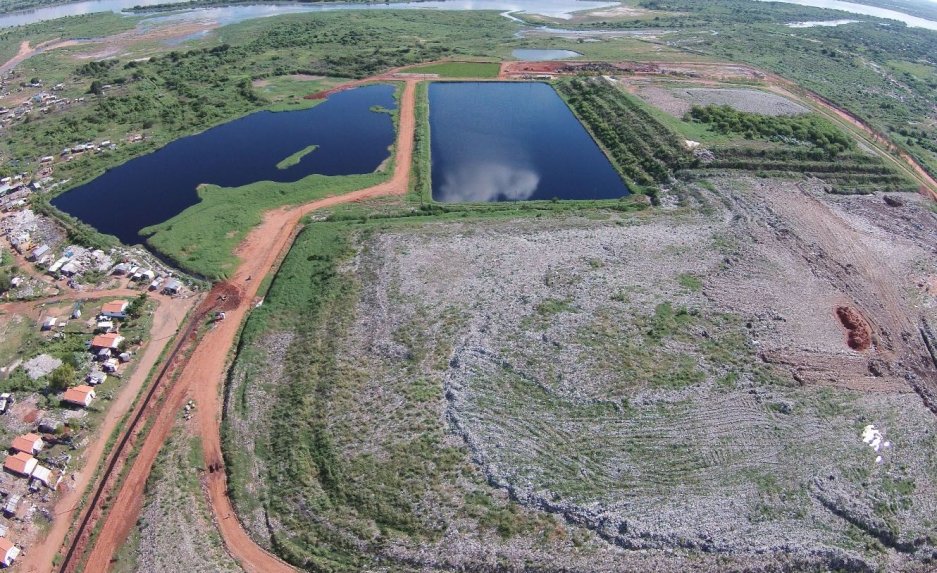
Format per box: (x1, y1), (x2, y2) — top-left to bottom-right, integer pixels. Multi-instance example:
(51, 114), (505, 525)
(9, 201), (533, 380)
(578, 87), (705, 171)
(141, 155), (389, 280)
(407, 61), (501, 78)
(276, 144), (318, 170)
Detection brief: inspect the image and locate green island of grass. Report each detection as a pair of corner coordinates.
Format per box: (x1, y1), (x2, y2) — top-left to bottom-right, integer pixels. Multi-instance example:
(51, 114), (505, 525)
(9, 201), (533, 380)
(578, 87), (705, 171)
(276, 145), (318, 170)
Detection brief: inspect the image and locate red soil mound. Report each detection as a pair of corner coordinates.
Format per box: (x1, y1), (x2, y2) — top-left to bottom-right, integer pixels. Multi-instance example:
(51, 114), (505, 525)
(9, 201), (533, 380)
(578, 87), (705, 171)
(836, 306), (872, 351)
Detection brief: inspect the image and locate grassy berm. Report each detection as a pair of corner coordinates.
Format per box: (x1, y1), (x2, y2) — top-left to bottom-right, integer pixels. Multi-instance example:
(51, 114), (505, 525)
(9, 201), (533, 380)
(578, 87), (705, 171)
(114, 418), (242, 573)
(223, 178), (937, 572)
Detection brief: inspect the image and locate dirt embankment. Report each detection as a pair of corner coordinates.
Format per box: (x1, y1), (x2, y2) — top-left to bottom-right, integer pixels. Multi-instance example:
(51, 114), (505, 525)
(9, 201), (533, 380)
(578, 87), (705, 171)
(68, 79), (416, 573)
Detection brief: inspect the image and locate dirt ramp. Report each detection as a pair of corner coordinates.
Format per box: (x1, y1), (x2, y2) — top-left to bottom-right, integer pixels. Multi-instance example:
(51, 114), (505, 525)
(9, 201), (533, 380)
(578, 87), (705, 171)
(836, 306), (872, 351)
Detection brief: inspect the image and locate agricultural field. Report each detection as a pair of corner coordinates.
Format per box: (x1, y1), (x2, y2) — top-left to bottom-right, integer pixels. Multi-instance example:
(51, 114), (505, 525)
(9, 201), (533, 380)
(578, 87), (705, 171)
(223, 169), (937, 572)
(405, 61), (501, 78)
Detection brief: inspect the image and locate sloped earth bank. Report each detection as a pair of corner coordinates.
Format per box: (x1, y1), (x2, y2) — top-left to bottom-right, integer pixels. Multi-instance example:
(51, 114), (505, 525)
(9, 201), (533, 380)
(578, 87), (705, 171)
(226, 178), (937, 572)
(134, 419), (242, 573)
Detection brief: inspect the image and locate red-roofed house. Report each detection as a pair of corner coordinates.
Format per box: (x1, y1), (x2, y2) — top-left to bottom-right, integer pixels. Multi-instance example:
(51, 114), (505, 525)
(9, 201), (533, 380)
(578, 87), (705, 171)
(3, 452), (37, 477)
(62, 385), (95, 408)
(0, 538), (19, 567)
(90, 332), (123, 351)
(10, 433), (43, 455)
(101, 300), (129, 319)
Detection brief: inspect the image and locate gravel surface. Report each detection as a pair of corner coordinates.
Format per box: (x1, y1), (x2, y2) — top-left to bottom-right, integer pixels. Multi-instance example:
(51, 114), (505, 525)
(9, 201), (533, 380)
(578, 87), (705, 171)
(23, 354), (61, 380)
(638, 86), (809, 117)
(674, 88), (809, 115)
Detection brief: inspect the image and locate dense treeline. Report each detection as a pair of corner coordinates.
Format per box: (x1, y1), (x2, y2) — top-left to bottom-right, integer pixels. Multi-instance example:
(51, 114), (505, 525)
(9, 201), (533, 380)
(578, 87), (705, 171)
(686, 105), (853, 157)
(696, 147), (917, 194)
(557, 78), (695, 191)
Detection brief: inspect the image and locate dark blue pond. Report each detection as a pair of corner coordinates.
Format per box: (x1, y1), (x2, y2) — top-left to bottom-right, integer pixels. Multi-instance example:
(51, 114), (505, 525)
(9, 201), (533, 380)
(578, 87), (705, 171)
(429, 82), (629, 203)
(52, 84), (396, 244)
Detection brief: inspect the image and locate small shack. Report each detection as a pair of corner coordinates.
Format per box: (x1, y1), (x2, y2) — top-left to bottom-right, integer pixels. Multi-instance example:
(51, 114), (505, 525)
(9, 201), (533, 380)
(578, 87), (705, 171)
(3, 452), (37, 477)
(0, 537), (19, 567)
(162, 279), (181, 295)
(10, 433), (43, 455)
(41, 317), (56, 331)
(86, 370), (107, 386)
(91, 332), (123, 351)
(28, 244), (49, 261)
(30, 465), (52, 489)
(100, 300), (129, 319)
(62, 385), (95, 408)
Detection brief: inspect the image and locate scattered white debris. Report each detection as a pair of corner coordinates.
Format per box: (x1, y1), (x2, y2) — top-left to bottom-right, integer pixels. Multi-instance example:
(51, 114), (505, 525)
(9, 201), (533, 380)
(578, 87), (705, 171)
(862, 424), (892, 463)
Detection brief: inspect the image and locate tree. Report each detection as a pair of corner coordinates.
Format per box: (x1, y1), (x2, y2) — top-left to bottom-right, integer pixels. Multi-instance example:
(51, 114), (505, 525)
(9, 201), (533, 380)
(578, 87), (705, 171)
(89, 80), (103, 95)
(127, 293), (147, 320)
(0, 270), (11, 293)
(49, 363), (76, 393)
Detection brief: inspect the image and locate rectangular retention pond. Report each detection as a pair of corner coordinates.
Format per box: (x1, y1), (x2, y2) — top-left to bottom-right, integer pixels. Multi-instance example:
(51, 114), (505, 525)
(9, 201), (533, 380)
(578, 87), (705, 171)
(52, 84), (396, 245)
(429, 82), (629, 203)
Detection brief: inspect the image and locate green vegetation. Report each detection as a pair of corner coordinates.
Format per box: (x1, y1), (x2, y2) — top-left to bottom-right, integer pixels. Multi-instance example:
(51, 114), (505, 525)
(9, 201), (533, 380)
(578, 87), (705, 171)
(2, 11), (515, 184)
(639, 0), (937, 180)
(275, 144), (318, 170)
(407, 61), (501, 78)
(686, 104), (853, 156)
(0, 12), (138, 63)
(556, 77), (696, 195)
(142, 169), (388, 279)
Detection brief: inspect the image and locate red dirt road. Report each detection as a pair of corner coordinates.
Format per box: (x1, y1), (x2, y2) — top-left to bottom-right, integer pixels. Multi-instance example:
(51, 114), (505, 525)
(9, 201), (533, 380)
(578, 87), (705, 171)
(73, 79), (417, 573)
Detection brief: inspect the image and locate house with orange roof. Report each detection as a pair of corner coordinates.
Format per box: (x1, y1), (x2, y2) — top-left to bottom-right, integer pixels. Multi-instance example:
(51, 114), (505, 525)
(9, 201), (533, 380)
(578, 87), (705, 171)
(101, 300), (129, 319)
(3, 452), (37, 477)
(0, 538), (19, 567)
(90, 332), (123, 351)
(10, 433), (43, 455)
(62, 385), (95, 408)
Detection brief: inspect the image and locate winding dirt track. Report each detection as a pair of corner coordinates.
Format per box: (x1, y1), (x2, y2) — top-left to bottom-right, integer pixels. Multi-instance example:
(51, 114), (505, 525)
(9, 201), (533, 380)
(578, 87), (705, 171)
(70, 79), (416, 573)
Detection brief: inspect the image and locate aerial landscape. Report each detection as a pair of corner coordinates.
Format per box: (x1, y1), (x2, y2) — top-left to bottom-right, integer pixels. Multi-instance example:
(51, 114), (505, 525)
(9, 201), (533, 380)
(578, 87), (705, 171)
(0, 0), (934, 570)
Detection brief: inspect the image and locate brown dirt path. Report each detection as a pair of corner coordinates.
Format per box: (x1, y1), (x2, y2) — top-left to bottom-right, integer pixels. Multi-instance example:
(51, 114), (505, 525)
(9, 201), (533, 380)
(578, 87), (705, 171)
(0, 39), (80, 75)
(17, 290), (195, 573)
(73, 79), (416, 573)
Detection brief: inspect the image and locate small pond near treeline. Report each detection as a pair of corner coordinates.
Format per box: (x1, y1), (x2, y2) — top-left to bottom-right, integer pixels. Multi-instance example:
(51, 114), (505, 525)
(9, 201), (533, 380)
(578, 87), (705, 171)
(52, 84), (396, 244)
(511, 48), (582, 61)
(429, 82), (629, 203)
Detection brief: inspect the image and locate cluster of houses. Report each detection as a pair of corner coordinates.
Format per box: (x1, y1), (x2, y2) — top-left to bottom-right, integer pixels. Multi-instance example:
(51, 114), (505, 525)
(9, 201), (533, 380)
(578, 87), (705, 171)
(0, 77), (78, 130)
(0, 174), (36, 213)
(112, 262), (181, 295)
(57, 139), (117, 163)
(0, 431), (58, 568)
(38, 299), (134, 403)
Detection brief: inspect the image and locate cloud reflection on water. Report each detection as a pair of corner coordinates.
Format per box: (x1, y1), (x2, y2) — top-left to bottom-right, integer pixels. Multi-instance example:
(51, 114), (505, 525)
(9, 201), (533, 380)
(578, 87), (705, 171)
(438, 162), (540, 202)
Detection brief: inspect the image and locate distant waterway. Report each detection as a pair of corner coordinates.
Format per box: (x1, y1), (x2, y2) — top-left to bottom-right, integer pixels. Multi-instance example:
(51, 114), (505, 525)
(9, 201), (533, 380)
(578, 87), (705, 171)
(754, 0), (937, 30)
(787, 18), (861, 26)
(52, 84), (395, 244)
(0, 0), (616, 29)
(429, 82), (629, 203)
